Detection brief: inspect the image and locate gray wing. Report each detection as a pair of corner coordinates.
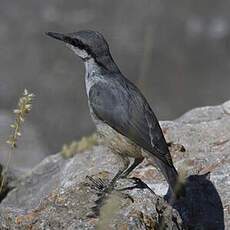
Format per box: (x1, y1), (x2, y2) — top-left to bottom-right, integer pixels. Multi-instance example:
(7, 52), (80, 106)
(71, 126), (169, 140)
(89, 77), (173, 167)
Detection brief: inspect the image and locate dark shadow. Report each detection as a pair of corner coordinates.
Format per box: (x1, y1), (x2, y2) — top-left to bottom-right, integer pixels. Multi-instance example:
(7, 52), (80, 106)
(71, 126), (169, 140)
(86, 173), (225, 229)
(0, 164), (17, 203)
(172, 174), (225, 230)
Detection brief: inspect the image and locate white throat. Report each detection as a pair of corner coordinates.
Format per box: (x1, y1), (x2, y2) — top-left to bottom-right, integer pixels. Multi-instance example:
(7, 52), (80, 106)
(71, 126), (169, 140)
(85, 58), (98, 74)
(84, 58), (103, 97)
(67, 44), (89, 59)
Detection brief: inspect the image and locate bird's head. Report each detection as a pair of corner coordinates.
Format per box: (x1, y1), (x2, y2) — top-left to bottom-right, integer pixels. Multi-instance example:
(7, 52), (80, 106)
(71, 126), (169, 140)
(46, 30), (110, 61)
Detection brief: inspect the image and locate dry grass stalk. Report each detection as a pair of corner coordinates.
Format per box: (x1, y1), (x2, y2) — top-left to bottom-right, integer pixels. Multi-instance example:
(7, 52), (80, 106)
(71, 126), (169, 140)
(0, 89), (34, 193)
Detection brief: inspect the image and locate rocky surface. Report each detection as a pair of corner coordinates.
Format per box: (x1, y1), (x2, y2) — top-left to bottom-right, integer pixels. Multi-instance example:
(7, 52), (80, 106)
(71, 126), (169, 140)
(0, 101), (229, 229)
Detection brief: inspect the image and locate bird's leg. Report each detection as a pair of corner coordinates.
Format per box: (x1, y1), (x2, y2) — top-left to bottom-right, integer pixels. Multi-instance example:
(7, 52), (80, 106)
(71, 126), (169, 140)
(121, 157), (144, 178)
(102, 155), (130, 193)
(86, 155), (130, 194)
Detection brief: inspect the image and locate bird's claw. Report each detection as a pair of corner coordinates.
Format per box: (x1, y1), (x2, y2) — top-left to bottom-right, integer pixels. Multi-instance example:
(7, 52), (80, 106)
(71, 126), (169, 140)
(86, 175), (115, 194)
(85, 174), (134, 218)
(118, 177), (155, 195)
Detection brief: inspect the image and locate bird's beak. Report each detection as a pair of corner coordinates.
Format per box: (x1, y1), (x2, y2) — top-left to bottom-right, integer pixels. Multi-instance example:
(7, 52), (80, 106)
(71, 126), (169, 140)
(46, 32), (66, 41)
(46, 32), (75, 46)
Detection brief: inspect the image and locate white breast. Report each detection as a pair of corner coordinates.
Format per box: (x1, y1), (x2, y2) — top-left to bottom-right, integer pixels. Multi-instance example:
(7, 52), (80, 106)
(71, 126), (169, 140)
(84, 58), (105, 96)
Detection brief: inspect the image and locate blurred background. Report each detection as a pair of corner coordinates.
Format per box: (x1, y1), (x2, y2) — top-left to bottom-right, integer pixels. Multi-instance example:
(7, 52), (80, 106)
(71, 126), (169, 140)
(0, 0), (230, 168)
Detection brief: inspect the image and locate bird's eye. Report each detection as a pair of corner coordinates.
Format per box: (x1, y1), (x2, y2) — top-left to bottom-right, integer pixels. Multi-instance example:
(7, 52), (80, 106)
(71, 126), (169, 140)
(64, 37), (85, 50)
(73, 39), (85, 50)
(64, 37), (73, 45)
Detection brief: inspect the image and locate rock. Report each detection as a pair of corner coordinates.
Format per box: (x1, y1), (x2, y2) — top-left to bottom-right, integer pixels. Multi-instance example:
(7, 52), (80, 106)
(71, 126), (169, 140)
(0, 148), (182, 229)
(0, 101), (229, 229)
(162, 101), (230, 229)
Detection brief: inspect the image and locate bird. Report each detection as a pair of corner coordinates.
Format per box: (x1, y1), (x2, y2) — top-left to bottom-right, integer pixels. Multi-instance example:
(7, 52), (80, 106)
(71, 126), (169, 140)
(46, 30), (179, 199)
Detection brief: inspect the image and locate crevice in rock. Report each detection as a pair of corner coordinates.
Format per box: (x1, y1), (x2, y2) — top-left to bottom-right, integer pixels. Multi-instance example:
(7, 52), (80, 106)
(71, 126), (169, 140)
(0, 184), (13, 203)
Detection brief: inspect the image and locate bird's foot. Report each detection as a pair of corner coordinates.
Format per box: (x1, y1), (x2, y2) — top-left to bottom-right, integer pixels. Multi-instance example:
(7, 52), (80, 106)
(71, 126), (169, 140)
(86, 174), (115, 195)
(86, 173), (155, 196)
(118, 177), (155, 195)
(86, 168), (131, 195)
(85, 175), (107, 192)
(85, 174), (134, 218)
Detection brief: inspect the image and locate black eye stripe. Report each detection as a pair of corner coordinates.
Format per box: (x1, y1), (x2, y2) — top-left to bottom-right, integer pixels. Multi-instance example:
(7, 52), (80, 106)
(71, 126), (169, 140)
(64, 37), (74, 46)
(64, 36), (108, 70)
(64, 37), (84, 50)
(73, 39), (85, 49)
(73, 39), (93, 56)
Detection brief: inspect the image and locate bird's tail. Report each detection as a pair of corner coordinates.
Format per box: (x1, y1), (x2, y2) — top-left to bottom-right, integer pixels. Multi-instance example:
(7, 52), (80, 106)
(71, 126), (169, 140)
(154, 156), (178, 191)
(152, 156), (185, 203)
